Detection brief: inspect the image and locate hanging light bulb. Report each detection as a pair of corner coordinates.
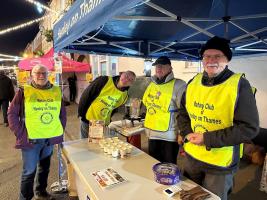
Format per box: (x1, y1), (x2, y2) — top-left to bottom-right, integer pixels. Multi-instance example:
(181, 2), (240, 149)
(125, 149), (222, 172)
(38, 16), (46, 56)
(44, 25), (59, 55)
(36, 3), (43, 13)
(25, 0), (59, 14)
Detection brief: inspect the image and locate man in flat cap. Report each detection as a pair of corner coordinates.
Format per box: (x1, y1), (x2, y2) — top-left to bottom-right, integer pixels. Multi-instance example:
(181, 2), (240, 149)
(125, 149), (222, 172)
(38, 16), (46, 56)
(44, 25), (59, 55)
(178, 36), (259, 200)
(143, 56), (186, 164)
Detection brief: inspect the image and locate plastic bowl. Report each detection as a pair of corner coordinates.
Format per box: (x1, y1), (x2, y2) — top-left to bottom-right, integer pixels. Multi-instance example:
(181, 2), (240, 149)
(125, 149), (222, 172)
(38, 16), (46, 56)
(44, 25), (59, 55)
(152, 162), (180, 185)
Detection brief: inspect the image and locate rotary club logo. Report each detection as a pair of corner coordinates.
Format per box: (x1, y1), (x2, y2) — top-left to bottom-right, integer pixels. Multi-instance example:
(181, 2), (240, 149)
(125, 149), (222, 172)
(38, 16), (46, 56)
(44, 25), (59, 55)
(40, 112), (53, 124)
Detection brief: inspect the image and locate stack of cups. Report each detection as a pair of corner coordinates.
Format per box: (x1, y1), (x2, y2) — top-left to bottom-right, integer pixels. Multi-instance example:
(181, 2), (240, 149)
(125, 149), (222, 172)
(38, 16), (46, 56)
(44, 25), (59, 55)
(99, 137), (133, 158)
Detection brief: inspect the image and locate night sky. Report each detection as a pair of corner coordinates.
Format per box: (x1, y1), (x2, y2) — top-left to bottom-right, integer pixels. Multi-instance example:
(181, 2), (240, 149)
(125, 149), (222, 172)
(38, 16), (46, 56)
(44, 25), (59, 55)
(0, 0), (50, 56)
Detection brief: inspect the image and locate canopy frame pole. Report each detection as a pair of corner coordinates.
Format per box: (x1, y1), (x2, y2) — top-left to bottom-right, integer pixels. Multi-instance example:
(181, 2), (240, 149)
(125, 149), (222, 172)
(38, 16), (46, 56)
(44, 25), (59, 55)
(232, 27), (267, 42)
(109, 41), (143, 44)
(223, 0), (230, 39)
(180, 18), (214, 38)
(110, 42), (143, 55)
(149, 42), (198, 58)
(150, 41), (177, 54)
(181, 21), (223, 41)
(149, 42), (175, 52)
(232, 13), (267, 20)
(72, 42), (106, 46)
(235, 48), (267, 52)
(76, 35), (106, 44)
(114, 15), (222, 22)
(145, 1), (177, 19)
(235, 39), (267, 50)
(145, 1), (214, 38)
(114, 16), (175, 21)
(73, 36), (143, 55)
(230, 22), (267, 46)
(72, 41), (144, 46)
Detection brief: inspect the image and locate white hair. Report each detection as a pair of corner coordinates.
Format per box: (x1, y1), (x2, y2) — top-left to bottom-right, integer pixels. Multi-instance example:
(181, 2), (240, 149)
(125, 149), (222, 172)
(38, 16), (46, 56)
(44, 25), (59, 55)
(31, 65), (48, 73)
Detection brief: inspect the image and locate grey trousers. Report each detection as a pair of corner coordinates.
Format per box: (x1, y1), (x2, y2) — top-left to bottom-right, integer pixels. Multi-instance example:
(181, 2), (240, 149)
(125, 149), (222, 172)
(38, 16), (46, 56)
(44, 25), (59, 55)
(183, 155), (235, 200)
(80, 120), (89, 139)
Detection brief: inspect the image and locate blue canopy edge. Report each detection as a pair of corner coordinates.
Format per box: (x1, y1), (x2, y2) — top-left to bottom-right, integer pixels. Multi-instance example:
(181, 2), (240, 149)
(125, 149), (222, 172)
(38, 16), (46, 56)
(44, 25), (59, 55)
(54, 0), (267, 61)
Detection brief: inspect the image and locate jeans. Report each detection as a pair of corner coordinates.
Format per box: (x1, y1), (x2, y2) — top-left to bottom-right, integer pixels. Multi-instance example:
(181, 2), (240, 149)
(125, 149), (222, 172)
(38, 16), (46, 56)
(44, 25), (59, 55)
(0, 99), (9, 123)
(19, 140), (53, 200)
(80, 120), (89, 139)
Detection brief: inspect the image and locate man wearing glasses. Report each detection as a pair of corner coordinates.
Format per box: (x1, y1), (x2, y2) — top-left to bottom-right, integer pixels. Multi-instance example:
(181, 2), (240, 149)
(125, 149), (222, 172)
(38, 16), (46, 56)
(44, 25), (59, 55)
(8, 65), (66, 200)
(178, 36), (259, 200)
(78, 71), (136, 138)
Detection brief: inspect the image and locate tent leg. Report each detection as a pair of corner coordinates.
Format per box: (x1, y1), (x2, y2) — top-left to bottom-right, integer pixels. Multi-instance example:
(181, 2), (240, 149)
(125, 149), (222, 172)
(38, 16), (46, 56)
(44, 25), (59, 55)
(50, 144), (68, 194)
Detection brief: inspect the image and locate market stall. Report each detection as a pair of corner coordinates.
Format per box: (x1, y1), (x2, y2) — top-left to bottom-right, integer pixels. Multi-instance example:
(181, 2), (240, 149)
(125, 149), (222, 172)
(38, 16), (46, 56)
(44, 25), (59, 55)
(18, 48), (91, 102)
(62, 139), (220, 200)
(109, 119), (144, 149)
(18, 48), (90, 73)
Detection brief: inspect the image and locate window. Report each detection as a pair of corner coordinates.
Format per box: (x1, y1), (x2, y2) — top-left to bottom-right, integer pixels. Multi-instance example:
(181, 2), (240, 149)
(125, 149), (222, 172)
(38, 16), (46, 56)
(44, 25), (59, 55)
(92, 55), (98, 78)
(110, 56), (118, 76)
(100, 62), (107, 75)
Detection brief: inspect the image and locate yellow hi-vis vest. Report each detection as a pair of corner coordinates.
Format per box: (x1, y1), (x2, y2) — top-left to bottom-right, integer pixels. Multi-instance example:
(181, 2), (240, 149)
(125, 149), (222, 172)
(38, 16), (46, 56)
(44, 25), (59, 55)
(85, 77), (128, 125)
(24, 85), (63, 139)
(241, 74), (257, 96)
(251, 86), (257, 97)
(143, 79), (175, 131)
(184, 73), (242, 168)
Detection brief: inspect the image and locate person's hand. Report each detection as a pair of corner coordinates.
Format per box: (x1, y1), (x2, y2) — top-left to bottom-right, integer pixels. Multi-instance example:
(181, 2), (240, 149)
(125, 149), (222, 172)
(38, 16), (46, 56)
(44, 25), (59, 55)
(186, 133), (204, 145)
(177, 135), (183, 145)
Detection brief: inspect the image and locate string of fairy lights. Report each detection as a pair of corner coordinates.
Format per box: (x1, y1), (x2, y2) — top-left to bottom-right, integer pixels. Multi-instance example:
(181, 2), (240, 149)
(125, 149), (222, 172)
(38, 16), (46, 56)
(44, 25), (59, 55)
(0, 53), (21, 59)
(0, 0), (58, 61)
(0, 53), (22, 62)
(25, 0), (59, 14)
(0, 14), (52, 36)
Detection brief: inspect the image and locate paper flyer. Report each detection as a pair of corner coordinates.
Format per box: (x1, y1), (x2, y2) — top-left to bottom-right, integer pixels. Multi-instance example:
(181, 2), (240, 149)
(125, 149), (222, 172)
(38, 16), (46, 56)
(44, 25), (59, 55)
(91, 168), (127, 189)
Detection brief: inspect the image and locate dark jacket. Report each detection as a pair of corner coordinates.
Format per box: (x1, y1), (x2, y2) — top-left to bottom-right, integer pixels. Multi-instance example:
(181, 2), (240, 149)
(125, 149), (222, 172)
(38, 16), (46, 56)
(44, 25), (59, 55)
(8, 85), (67, 149)
(178, 67), (259, 171)
(68, 74), (77, 89)
(0, 73), (15, 101)
(78, 75), (129, 123)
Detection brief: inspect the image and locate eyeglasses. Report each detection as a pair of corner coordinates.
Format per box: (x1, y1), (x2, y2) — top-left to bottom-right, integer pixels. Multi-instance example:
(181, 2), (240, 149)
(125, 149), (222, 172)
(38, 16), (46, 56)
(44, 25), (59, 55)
(202, 54), (225, 60)
(33, 72), (48, 76)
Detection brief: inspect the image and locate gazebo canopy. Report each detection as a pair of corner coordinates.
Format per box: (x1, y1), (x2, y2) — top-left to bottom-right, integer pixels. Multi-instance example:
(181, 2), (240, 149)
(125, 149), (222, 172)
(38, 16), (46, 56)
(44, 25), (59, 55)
(54, 0), (267, 61)
(18, 48), (90, 72)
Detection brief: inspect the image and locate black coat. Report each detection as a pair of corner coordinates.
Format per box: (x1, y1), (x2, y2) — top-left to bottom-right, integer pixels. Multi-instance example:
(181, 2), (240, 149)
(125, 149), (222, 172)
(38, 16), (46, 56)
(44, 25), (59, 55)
(177, 67), (259, 171)
(0, 74), (15, 101)
(78, 76), (129, 123)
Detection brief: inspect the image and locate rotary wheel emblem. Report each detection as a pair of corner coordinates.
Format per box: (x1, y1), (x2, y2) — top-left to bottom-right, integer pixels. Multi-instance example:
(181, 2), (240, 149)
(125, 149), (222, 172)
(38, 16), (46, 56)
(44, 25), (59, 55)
(40, 112), (53, 124)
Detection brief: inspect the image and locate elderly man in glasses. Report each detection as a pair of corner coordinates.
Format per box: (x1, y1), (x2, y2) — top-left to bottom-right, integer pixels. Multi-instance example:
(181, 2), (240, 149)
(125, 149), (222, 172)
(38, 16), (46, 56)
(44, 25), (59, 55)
(178, 36), (259, 200)
(8, 65), (66, 200)
(78, 70), (136, 138)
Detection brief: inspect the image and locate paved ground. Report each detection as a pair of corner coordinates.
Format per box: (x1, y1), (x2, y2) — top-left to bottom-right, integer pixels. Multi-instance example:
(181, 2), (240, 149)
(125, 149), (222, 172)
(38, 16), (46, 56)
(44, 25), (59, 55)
(0, 103), (266, 199)
(0, 103), (80, 200)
